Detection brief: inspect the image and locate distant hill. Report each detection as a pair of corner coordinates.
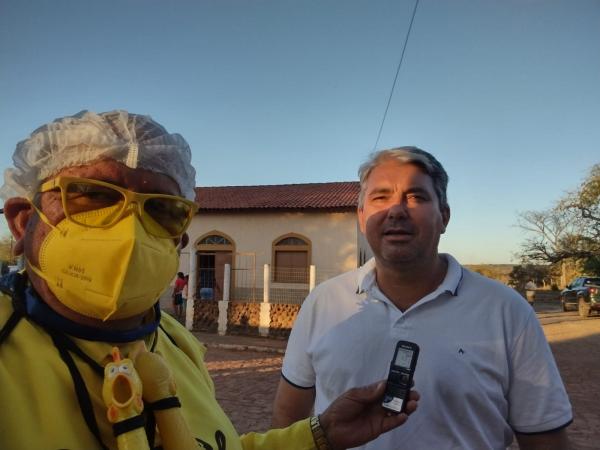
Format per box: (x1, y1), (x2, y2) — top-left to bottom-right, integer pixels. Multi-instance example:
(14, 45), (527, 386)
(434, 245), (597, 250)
(464, 264), (513, 284)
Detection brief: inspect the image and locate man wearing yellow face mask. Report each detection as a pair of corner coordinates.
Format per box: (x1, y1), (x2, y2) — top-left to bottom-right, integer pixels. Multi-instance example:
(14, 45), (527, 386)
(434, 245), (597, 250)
(0, 110), (418, 450)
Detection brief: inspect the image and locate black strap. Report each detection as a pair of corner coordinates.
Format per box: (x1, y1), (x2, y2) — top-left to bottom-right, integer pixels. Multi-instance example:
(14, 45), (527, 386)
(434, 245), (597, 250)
(0, 309), (23, 346)
(0, 272), (27, 346)
(50, 332), (109, 450)
(142, 397), (181, 444)
(150, 328), (159, 352)
(148, 396), (181, 411)
(145, 408), (157, 449)
(0, 271), (25, 297)
(48, 327), (164, 448)
(113, 414), (146, 437)
(49, 330), (104, 376)
(159, 324), (178, 347)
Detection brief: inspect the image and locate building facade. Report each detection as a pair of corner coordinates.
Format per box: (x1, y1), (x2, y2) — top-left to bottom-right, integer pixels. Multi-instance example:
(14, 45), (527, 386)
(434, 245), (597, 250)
(178, 182), (371, 304)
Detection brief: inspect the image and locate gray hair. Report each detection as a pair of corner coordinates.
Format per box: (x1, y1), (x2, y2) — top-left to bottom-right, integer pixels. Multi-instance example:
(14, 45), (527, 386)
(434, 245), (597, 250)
(358, 146), (449, 211)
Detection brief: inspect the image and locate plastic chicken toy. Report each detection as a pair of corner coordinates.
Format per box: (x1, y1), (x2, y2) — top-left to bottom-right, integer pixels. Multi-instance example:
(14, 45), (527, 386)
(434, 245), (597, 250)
(102, 347), (149, 450)
(103, 344), (201, 450)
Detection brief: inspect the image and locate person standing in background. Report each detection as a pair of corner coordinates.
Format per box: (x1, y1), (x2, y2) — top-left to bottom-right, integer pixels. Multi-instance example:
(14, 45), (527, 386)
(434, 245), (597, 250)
(525, 279), (537, 307)
(172, 272), (186, 319)
(182, 274), (189, 317)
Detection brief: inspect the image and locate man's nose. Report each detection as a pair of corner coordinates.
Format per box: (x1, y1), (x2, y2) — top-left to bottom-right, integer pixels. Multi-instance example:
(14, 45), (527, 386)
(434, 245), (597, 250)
(387, 200), (409, 219)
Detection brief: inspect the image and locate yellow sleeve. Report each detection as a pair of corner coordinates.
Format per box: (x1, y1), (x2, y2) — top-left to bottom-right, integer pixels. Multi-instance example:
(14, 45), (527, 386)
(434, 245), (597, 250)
(158, 314), (216, 395)
(240, 418), (316, 450)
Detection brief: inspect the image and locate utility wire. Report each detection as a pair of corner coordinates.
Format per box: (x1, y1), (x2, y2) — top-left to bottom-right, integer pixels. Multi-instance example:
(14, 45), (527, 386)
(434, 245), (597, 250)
(372, 0), (420, 151)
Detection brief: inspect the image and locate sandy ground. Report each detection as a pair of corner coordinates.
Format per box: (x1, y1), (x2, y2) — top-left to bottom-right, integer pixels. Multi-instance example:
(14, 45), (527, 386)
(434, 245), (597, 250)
(522, 312), (600, 450)
(204, 307), (600, 449)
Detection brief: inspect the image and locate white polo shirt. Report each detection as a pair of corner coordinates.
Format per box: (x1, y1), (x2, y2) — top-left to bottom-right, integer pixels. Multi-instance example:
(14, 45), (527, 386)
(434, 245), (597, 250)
(282, 255), (572, 450)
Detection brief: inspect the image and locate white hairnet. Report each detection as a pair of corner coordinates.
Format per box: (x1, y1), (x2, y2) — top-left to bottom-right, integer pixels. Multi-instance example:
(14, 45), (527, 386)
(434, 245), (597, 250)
(0, 110), (197, 200)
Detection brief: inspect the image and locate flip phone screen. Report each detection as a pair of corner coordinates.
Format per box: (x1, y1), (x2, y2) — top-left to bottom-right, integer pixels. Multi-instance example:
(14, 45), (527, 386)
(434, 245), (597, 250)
(382, 340), (419, 414)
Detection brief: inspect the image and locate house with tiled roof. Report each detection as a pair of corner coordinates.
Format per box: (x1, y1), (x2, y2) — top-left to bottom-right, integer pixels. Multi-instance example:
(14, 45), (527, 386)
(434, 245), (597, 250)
(177, 181), (372, 306)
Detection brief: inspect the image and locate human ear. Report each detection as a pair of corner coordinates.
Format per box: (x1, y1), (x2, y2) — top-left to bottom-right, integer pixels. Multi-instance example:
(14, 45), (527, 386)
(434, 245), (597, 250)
(180, 232), (189, 249)
(174, 233), (189, 251)
(3, 197), (34, 256)
(441, 206), (451, 233)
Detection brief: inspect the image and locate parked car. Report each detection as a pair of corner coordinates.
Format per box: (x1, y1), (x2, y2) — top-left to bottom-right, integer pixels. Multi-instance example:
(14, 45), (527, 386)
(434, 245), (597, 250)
(560, 277), (600, 317)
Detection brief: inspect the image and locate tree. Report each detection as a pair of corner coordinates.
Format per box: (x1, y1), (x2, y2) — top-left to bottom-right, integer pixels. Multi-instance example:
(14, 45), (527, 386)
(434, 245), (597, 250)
(516, 206), (576, 264)
(467, 265), (512, 284)
(582, 255), (600, 277)
(559, 164), (600, 260)
(508, 264), (552, 291)
(516, 164), (600, 285)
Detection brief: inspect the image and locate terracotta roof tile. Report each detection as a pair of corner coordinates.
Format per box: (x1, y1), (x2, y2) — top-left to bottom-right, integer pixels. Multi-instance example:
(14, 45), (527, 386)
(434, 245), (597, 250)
(195, 182), (359, 211)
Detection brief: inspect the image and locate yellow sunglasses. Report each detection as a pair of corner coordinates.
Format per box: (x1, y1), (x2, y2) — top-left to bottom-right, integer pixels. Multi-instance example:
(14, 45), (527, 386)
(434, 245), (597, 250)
(37, 176), (198, 238)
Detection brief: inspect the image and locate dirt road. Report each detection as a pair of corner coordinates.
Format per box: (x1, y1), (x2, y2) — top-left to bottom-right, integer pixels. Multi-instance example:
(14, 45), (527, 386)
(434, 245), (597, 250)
(205, 310), (600, 449)
(532, 313), (599, 450)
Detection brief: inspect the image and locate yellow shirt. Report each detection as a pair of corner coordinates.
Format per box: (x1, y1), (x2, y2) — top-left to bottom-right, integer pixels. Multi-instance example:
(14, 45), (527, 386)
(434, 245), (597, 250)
(0, 292), (315, 450)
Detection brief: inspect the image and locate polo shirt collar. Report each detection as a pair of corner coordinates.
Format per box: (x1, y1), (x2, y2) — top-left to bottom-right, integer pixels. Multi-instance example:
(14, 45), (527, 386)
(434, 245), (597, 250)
(356, 253), (464, 300)
(439, 253), (464, 296)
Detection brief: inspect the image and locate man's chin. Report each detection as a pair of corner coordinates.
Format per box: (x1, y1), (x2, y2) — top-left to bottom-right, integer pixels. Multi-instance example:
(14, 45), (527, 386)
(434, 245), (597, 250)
(377, 250), (418, 267)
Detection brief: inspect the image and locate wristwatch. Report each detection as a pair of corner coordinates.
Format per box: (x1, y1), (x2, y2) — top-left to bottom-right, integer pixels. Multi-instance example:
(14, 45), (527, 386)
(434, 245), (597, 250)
(310, 415), (332, 450)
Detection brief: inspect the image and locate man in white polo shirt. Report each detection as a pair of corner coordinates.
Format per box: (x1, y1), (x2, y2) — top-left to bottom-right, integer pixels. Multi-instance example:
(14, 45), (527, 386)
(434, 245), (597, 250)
(272, 147), (572, 450)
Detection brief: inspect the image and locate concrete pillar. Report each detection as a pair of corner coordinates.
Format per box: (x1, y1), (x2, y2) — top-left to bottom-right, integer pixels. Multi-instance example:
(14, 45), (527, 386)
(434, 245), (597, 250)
(185, 250), (197, 330)
(309, 265), (316, 292)
(259, 303), (271, 337)
(218, 300), (229, 336)
(263, 264), (270, 303)
(223, 263), (231, 302)
(259, 264), (271, 337)
(218, 264), (231, 336)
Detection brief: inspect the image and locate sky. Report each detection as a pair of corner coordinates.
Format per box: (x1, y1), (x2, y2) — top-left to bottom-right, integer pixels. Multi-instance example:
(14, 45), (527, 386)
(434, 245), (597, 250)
(1, 0), (599, 264)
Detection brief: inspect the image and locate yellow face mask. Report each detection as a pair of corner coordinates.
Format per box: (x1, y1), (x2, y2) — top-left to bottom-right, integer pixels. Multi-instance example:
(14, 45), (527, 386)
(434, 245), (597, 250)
(27, 205), (180, 321)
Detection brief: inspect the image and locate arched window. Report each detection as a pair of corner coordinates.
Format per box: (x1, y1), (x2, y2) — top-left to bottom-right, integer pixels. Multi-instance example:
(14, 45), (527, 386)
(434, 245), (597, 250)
(272, 233), (311, 283)
(195, 232), (235, 252)
(198, 235), (232, 246)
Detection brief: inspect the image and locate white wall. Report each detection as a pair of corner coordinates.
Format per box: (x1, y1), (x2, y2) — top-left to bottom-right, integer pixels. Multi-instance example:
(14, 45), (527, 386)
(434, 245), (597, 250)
(185, 210), (358, 275)
(176, 250), (191, 278)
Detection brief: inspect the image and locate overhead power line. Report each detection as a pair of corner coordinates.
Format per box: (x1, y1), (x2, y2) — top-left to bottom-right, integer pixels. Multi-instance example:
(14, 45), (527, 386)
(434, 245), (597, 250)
(372, 0), (420, 151)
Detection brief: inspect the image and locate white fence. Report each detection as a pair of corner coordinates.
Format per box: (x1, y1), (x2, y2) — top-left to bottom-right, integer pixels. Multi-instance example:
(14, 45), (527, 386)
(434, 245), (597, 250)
(225, 264), (317, 304)
(184, 258), (341, 333)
